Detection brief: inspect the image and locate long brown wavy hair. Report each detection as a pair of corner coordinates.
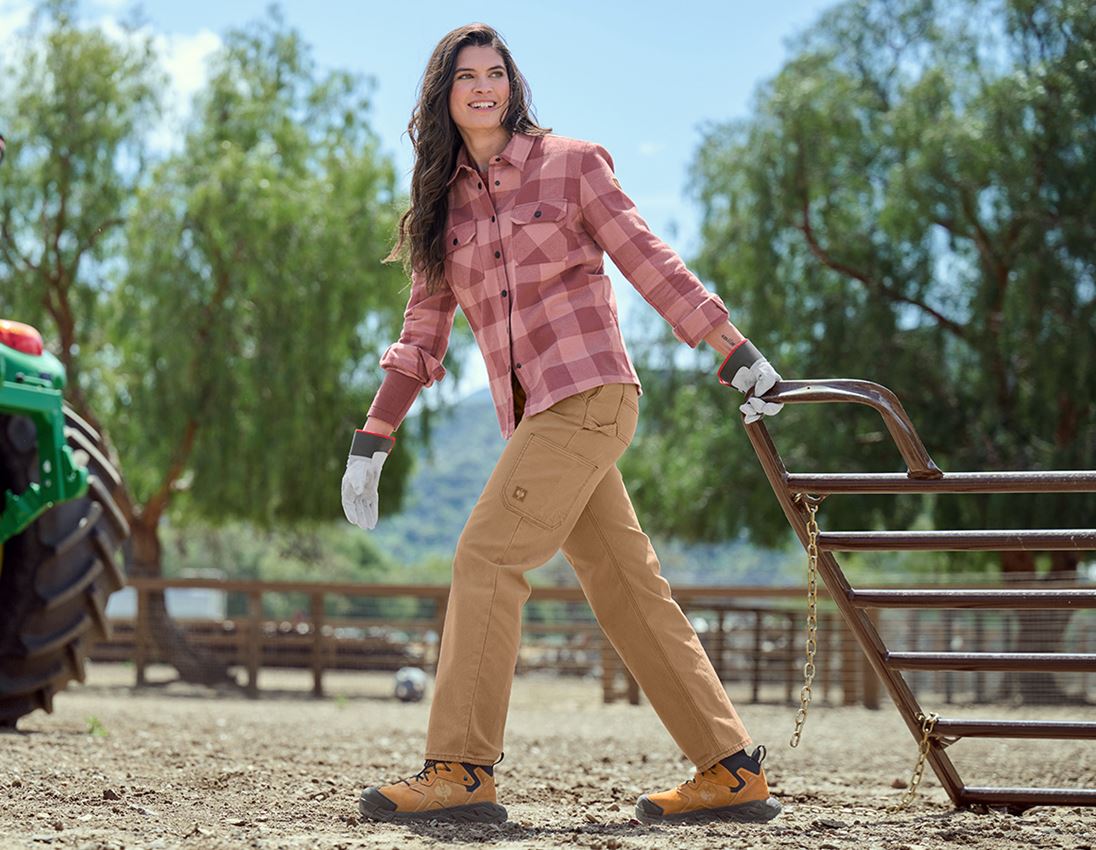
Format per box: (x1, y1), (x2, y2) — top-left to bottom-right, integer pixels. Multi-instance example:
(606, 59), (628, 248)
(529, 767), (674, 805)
(384, 24), (551, 296)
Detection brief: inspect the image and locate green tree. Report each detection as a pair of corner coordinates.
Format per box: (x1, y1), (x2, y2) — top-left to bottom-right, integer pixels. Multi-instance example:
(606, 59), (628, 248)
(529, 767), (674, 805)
(0, 0), (160, 404)
(1, 2), (436, 683)
(624, 0), (1095, 700)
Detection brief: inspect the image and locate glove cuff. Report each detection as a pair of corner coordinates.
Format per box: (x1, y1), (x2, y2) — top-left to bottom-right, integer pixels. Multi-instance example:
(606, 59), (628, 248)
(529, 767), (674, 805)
(717, 338), (763, 387)
(350, 429), (396, 458)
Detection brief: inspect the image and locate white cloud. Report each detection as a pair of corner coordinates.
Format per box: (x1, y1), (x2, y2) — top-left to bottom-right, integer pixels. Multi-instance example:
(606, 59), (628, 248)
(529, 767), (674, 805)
(2, 1), (221, 151)
(638, 141), (665, 157)
(0, 0), (32, 43)
(160, 28), (221, 105)
(97, 17), (222, 152)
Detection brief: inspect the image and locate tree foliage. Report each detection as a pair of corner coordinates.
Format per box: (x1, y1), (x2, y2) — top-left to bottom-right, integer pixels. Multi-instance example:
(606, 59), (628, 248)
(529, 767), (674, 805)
(0, 1), (431, 680)
(113, 11), (412, 529)
(625, 0), (1096, 554)
(0, 0), (161, 410)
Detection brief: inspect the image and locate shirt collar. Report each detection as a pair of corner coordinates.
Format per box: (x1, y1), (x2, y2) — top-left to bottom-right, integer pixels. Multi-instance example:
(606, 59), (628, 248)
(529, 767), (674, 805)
(446, 131), (535, 187)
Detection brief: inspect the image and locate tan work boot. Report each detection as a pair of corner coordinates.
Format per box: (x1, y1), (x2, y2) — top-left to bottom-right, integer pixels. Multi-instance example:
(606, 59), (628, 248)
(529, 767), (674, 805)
(359, 757), (506, 823)
(635, 746), (782, 824)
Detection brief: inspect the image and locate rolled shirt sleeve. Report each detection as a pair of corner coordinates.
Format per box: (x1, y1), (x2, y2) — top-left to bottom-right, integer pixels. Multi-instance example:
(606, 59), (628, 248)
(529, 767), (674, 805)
(366, 268), (458, 429)
(578, 143), (729, 348)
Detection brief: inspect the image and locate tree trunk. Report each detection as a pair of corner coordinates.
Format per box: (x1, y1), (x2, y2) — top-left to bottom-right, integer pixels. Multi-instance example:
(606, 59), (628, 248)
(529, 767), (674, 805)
(129, 513), (237, 688)
(998, 550), (1079, 705)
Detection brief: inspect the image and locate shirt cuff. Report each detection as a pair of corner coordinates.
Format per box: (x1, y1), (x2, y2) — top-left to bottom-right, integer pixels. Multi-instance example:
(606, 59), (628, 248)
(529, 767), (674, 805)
(671, 295), (730, 348)
(366, 369), (423, 430)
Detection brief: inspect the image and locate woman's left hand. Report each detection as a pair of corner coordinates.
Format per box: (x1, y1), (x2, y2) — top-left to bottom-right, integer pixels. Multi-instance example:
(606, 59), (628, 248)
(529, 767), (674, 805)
(717, 340), (785, 424)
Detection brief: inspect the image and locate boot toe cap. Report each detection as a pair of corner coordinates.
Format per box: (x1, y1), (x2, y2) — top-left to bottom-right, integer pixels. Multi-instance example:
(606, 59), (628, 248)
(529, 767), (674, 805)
(359, 787), (397, 819)
(635, 795), (665, 819)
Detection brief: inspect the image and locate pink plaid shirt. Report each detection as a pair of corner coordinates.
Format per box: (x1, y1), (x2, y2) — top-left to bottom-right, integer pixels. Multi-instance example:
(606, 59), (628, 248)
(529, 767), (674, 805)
(367, 131), (730, 440)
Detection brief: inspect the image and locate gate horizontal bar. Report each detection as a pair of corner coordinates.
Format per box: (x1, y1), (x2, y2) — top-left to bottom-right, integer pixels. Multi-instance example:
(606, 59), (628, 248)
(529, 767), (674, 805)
(848, 589), (1096, 608)
(961, 787), (1096, 807)
(886, 652), (1096, 672)
(934, 719), (1096, 739)
(786, 471), (1096, 494)
(818, 530), (1096, 551)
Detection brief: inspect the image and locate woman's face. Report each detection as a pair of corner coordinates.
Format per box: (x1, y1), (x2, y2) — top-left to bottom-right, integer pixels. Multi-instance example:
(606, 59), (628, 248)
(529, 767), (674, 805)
(448, 45), (510, 135)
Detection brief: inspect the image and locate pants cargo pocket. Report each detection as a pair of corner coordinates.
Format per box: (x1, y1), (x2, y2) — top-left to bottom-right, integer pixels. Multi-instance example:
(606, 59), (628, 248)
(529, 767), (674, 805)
(502, 433), (598, 530)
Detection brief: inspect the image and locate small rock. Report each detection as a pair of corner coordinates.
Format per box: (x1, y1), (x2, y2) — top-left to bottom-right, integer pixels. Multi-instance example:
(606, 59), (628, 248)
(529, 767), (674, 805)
(891, 778), (907, 788)
(51, 821), (62, 831)
(102, 788), (121, 800)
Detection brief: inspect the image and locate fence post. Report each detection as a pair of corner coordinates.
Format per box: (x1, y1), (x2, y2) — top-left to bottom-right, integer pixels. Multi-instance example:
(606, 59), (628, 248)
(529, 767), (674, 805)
(822, 611), (836, 702)
(601, 628), (617, 704)
(626, 667), (640, 705)
(751, 609), (763, 703)
(785, 612), (796, 704)
(311, 592), (325, 698)
(944, 608), (955, 704)
(974, 610), (986, 703)
(862, 609), (882, 710)
(841, 620), (859, 705)
(134, 586), (148, 687)
(246, 590), (262, 697)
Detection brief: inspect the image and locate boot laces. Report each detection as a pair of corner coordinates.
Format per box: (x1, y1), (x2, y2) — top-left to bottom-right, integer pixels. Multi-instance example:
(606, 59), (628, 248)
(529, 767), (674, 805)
(684, 762), (721, 788)
(399, 760), (452, 786)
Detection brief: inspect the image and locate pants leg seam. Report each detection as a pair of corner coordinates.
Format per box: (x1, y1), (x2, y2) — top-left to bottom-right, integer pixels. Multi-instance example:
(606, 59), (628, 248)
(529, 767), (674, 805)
(459, 566), (501, 757)
(587, 509), (722, 760)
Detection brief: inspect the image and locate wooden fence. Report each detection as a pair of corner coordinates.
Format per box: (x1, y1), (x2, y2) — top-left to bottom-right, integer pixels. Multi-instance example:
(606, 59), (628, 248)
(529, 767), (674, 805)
(93, 577), (1093, 706)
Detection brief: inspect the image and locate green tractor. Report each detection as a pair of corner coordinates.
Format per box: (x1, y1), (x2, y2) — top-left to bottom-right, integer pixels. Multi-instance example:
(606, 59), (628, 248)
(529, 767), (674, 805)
(0, 132), (130, 728)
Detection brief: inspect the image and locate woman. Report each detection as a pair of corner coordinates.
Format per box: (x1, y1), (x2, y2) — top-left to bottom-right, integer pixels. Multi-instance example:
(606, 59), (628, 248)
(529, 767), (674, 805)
(341, 23), (784, 826)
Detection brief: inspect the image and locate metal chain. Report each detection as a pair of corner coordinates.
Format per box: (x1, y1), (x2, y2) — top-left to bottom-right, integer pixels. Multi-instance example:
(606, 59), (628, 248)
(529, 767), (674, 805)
(789, 495), (820, 749)
(896, 711), (939, 809)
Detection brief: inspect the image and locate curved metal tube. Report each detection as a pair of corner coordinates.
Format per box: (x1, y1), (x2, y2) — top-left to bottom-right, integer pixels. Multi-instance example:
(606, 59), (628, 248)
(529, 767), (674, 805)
(758, 379), (943, 479)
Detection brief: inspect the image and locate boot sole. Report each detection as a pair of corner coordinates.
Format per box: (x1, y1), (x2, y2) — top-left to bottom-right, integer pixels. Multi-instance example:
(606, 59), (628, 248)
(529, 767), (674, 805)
(359, 788), (507, 824)
(634, 795), (782, 825)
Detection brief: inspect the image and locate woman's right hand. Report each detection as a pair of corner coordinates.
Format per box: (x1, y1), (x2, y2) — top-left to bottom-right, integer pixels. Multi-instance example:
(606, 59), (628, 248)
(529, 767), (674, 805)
(341, 428), (396, 531)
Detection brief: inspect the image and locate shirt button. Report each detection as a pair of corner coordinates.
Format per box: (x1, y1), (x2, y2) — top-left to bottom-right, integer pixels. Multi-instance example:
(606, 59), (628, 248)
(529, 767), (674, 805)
(515, 363), (522, 369)
(494, 251), (501, 259)
(501, 290), (508, 297)
(490, 215), (496, 222)
(494, 180), (500, 186)
(477, 182), (482, 189)
(494, 156), (501, 161)
(534, 210), (542, 218)
(452, 238), (458, 245)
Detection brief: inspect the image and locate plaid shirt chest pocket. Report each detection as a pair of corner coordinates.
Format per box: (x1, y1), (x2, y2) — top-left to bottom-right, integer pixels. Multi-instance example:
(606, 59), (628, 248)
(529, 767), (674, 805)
(509, 199), (570, 274)
(444, 218), (482, 290)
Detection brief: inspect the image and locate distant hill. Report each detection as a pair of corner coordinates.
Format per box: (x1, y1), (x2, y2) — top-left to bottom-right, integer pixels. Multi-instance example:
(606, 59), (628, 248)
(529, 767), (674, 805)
(371, 386), (801, 587)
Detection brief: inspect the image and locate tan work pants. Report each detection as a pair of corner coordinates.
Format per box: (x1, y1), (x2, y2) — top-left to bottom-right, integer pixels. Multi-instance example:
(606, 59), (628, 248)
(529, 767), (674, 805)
(424, 380), (751, 771)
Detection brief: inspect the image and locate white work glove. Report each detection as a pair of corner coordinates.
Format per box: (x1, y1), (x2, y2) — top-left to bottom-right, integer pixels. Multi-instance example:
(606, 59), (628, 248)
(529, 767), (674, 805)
(717, 339), (785, 424)
(341, 430), (395, 531)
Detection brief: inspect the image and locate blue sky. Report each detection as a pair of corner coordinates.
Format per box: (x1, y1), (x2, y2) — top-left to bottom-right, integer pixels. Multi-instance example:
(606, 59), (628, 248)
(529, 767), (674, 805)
(1, 0), (838, 400)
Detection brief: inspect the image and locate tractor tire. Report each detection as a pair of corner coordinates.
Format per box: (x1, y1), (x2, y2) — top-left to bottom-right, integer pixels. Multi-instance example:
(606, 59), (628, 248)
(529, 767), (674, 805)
(0, 405), (129, 727)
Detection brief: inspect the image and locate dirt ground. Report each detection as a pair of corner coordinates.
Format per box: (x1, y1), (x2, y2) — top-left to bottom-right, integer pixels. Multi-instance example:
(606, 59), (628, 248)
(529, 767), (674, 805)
(2, 663), (1093, 850)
